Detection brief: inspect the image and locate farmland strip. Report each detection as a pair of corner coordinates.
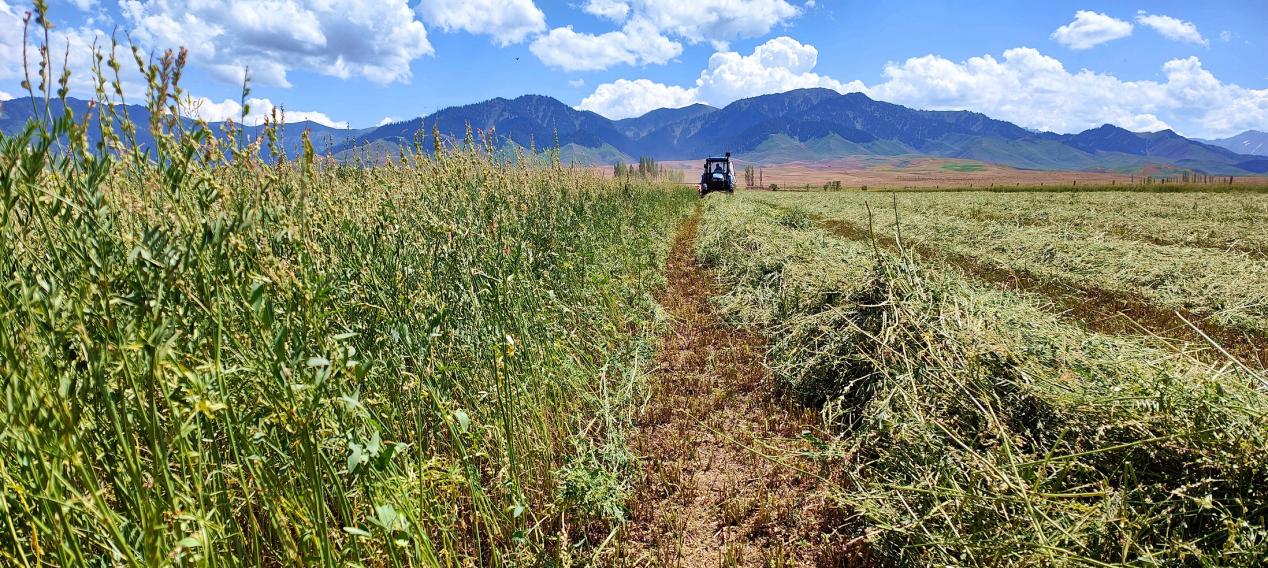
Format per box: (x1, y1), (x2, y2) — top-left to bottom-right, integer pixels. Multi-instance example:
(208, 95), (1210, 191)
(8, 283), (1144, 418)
(804, 211), (1268, 368)
(617, 209), (860, 566)
(695, 197), (1268, 565)
(956, 209), (1268, 261)
(749, 192), (1268, 338)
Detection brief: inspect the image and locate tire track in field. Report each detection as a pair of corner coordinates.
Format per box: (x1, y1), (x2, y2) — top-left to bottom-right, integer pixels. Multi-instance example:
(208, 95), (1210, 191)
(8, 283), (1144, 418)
(804, 212), (1268, 369)
(615, 208), (865, 567)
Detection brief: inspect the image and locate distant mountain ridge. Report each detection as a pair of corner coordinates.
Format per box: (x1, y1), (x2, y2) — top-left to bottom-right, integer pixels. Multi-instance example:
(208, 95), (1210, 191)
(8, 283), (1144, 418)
(0, 96), (369, 159)
(1199, 130), (1268, 157)
(614, 103), (716, 139)
(2, 90), (1264, 175)
(336, 88), (1261, 174)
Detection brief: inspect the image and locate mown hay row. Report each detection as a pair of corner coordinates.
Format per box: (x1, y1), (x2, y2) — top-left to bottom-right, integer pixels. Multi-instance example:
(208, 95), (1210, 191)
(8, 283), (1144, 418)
(696, 196), (1268, 566)
(751, 191), (1268, 340)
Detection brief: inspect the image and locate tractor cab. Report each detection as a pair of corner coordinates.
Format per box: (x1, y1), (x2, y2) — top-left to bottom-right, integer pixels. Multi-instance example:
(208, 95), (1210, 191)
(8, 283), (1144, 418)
(699, 152), (735, 196)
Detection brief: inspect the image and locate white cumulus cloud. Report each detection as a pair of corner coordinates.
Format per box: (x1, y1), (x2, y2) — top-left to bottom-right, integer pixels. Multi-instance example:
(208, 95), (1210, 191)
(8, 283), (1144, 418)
(1136, 12), (1208, 46)
(535, 0), (801, 71)
(0, 11), (150, 100)
(416, 0), (546, 46)
(865, 48), (1266, 138)
(1050, 10), (1132, 50)
(867, 48), (1171, 133)
(580, 40), (1267, 138)
(530, 27), (640, 71)
(120, 0), (433, 87)
(695, 36), (858, 104)
(583, 0), (629, 21)
(1, 1), (28, 81)
(182, 96), (350, 128)
(579, 36), (857, 119)
(530, 19), (681, 71)
(0, 89), (12, 101)
(579, 78), (697, 118)
(633, 0), (801, 48)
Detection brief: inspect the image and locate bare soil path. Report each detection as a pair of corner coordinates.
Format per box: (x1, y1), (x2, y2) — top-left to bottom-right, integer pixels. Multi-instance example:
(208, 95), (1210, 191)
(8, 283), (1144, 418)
(614, 208), (862, 567)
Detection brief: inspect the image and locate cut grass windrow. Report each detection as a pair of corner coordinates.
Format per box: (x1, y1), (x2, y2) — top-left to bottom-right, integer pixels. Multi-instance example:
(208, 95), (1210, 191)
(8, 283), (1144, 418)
(695, 195), (1268, 566)
(955, 208), (1268, 262)
(805, 211), (1268, 368)
(750, 191), (1268, 341)
(880, 190), (1268, 261)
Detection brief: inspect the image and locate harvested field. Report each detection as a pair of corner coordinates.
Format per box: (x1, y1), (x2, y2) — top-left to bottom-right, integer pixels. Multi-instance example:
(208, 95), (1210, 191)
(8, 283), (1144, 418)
(615, 210), (861, 567)
(655, 156), (1268, 190)
(694, 195), (1268, 565)
(801, 213), (1268, 368)
(8, 5), (1268, 566)
(750, 190), (1268, 343)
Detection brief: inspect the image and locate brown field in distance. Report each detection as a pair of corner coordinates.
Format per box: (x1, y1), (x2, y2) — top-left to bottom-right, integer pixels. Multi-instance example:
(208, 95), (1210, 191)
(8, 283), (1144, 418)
(621, 156), (1266, 189)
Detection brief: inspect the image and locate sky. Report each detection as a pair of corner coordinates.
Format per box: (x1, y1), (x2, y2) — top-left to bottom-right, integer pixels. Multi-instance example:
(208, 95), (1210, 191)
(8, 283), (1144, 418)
(0, 0), (1265, 138)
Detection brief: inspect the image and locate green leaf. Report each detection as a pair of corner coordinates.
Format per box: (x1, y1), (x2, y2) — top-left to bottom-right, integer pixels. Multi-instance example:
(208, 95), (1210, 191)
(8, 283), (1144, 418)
(374, 504), (399, 530)
(343, 527), (371, 537)
(347, 442), (364, 473)
(337, 392), (363, 411)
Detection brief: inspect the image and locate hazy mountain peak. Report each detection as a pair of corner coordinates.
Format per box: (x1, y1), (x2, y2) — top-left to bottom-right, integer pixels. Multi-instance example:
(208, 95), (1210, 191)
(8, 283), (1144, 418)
(1201, 130), (1268, 157)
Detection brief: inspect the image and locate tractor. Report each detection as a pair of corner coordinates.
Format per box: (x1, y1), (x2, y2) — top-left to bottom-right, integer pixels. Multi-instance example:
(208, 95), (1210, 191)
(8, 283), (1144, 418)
(699, 152), (735, 196)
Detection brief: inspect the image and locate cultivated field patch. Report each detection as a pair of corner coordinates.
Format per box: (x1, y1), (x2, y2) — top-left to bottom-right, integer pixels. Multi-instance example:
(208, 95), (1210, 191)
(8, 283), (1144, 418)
(617, 210), (857, 566)
(694, 194), (1268, 565)
(751, 190), (1268, 353)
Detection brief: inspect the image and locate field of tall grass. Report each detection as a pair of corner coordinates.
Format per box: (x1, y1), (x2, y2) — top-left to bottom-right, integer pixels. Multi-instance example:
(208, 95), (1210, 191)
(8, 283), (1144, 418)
(0, 20), (694, 564)
(696, 196), (1268, 565)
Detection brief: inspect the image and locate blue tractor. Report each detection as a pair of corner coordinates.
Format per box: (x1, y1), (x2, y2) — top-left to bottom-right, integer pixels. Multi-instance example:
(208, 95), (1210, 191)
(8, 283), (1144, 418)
(699, 152), (735, 196)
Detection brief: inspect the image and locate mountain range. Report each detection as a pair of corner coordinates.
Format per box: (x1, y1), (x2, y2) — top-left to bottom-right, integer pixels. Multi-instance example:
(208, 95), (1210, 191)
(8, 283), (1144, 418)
(0, 96), (371, 160)
(1199, 130), (1268, 158)
(2, 89), (1265, 175)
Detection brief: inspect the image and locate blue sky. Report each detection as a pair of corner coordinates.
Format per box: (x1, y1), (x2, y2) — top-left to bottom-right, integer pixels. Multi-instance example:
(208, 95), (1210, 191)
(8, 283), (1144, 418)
(1, 0), (1265, 137)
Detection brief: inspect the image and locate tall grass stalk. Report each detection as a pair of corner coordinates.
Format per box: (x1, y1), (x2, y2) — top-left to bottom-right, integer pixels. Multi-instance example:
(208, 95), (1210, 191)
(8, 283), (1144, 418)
(0, 10), (693, 564)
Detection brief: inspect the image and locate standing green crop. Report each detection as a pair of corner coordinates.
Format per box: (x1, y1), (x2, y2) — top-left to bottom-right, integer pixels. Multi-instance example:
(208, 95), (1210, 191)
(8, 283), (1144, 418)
(0, 8), (693, 565)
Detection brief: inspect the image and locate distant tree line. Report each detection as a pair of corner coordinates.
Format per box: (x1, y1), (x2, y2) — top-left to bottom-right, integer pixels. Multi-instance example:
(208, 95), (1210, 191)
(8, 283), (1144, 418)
(742, 165), (764, 188)
(613, 157), (684, 182)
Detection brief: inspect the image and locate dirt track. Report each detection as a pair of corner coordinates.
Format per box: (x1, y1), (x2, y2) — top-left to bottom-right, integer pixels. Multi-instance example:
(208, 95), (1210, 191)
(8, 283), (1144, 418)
(614, 209), (863, 567)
